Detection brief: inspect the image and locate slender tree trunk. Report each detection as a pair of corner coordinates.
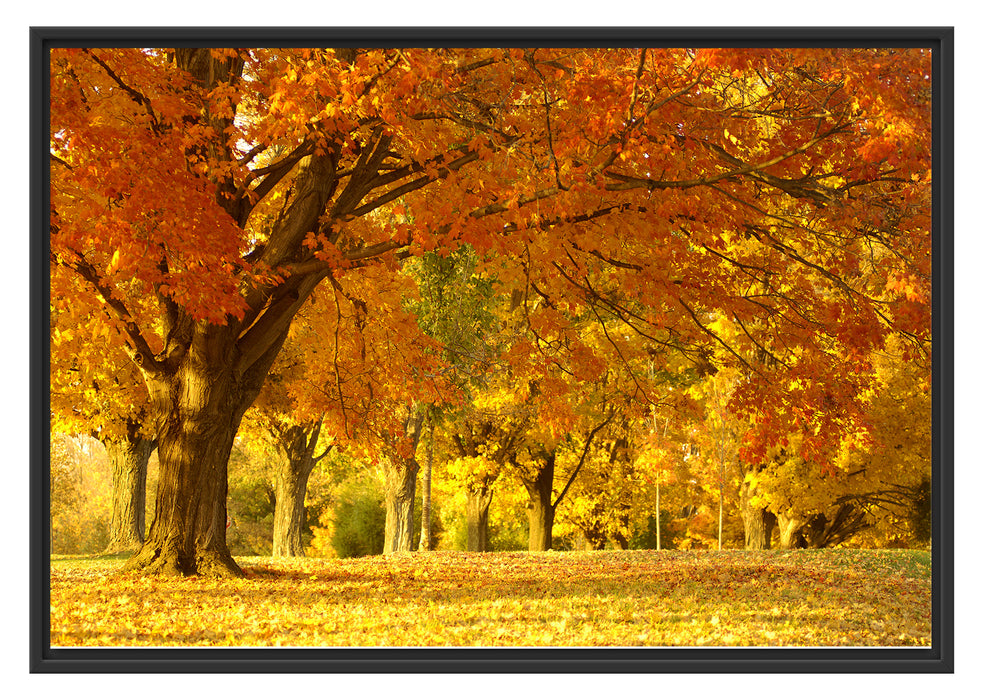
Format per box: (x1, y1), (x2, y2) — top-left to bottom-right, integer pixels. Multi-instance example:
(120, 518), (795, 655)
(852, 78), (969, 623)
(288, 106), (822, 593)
(383, 408), (425, 554)
(718, 487), (724, 551)
(418, 416), (434, 551)
(102, 429), (155, 553)
(383, 458), (419, 554)
(522, 452), (556, 552)
(464, 485), (493, 552)
(272, 421), (323, 557)
(739, 475), (770, 550)
(655, 481), (661, 551)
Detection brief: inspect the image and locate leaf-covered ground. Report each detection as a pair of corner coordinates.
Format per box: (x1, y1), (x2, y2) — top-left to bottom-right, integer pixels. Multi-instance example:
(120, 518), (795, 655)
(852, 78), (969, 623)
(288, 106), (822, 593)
(49, 549), (931, 647)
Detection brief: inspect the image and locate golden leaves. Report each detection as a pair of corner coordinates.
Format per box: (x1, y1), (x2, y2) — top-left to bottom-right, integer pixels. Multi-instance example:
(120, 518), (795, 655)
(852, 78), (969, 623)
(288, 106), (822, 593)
(50, 549), (931, 647)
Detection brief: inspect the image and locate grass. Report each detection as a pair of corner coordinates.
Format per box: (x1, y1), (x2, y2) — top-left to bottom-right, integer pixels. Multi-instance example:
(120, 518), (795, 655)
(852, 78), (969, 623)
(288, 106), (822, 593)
(49, 548), (932, 647)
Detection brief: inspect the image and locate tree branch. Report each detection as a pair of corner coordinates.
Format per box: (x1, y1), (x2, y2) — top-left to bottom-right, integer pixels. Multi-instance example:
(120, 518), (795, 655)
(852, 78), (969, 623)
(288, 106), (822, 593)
(237, 139), (318, 225)
(553, 414), (615, 510)
(82, 49), (162, 134)
(51, 249), (165, 377)
(603, 129), (840, 195)
(677, 297), (758, 377)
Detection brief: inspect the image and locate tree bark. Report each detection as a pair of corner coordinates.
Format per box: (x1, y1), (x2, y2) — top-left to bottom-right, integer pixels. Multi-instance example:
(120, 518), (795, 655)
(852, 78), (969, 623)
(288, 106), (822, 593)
(272, 420), (324, 557)
(521, 451), (556, 552)
(382, 408), (426, 554)
(122, 328), (288, 577)
(101, 427), (155, 553)
(526, 493), (555, 552)
(465, 485), (493, 552)
(777, 512), (806, 549)
(580, 524), (606, 550)
(418, 415), (434, 551)
(383, 458), (419, 554)
(742, 509), (769, 550)
(739, 475), (772, 550)
(801, 504), (869, 548)
(123, 411), (242, 576)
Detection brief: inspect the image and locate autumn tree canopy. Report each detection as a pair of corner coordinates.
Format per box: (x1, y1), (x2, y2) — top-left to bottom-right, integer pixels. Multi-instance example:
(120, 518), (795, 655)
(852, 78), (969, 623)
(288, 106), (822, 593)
(48, 44), (933, 576)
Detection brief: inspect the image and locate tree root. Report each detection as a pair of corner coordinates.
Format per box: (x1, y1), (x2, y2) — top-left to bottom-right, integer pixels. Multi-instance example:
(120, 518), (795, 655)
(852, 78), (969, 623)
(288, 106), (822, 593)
(120, 543), (246, 578)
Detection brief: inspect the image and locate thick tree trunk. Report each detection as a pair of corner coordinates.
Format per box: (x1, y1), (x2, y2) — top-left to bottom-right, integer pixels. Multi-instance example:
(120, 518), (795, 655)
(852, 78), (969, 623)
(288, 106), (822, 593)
(465, 485), (493, 552)
(777, 512), (806, 549)
(527, 495), (554, 552)
(123, 412), (243, 577)
(123, 333), (286, 578)
(742, 510), (769, 549)
(522, 452), (556, 552)
(272, 421), (323, 557)
(739, 469), (775, 550)
(383, 458), (419, 554)
(581, 525), (606, 550)
(101, 429), (155, 553)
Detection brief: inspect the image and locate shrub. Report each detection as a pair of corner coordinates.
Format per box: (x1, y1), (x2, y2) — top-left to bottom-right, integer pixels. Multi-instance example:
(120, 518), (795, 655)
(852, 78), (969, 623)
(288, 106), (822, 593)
(311, 473), (387, 558)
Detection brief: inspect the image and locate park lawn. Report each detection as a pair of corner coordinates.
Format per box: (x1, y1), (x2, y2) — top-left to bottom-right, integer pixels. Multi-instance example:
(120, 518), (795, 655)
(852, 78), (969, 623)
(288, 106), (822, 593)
(49, 549), (931, 647)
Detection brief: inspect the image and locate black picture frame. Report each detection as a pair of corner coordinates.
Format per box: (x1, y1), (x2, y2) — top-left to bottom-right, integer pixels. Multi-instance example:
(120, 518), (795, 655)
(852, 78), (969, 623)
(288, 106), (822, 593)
(30, 26), (954, 673)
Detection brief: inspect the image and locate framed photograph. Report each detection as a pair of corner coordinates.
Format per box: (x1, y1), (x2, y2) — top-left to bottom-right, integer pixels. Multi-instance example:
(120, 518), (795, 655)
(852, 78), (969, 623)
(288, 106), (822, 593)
(32, 26), (953, 673)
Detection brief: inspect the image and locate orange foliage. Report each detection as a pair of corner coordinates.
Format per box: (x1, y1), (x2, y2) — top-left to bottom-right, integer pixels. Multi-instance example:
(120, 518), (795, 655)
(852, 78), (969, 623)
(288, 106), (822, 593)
(50, 45), (932, 488)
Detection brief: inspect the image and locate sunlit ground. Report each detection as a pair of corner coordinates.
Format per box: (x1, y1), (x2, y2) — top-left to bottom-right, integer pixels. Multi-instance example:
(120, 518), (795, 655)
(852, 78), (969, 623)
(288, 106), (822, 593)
(50, 549), (931, 647)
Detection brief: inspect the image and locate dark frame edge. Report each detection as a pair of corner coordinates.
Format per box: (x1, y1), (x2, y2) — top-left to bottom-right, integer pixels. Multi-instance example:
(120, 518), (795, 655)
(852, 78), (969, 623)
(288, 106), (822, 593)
(31, 25), (955, 674)
(30, 25), (951, 48)
(30, 650), (953, 674)
(932, 25), (955, 676)
(30, 25), (50, 675)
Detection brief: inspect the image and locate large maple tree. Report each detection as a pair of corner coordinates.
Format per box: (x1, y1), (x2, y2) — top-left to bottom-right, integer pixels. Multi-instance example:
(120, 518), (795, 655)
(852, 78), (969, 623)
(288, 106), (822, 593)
(49, 46), (931, 576)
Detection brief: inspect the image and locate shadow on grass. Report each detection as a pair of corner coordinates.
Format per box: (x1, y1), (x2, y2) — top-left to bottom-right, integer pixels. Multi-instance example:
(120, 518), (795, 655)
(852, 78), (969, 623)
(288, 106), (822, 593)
(51, 551), (136, 563)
